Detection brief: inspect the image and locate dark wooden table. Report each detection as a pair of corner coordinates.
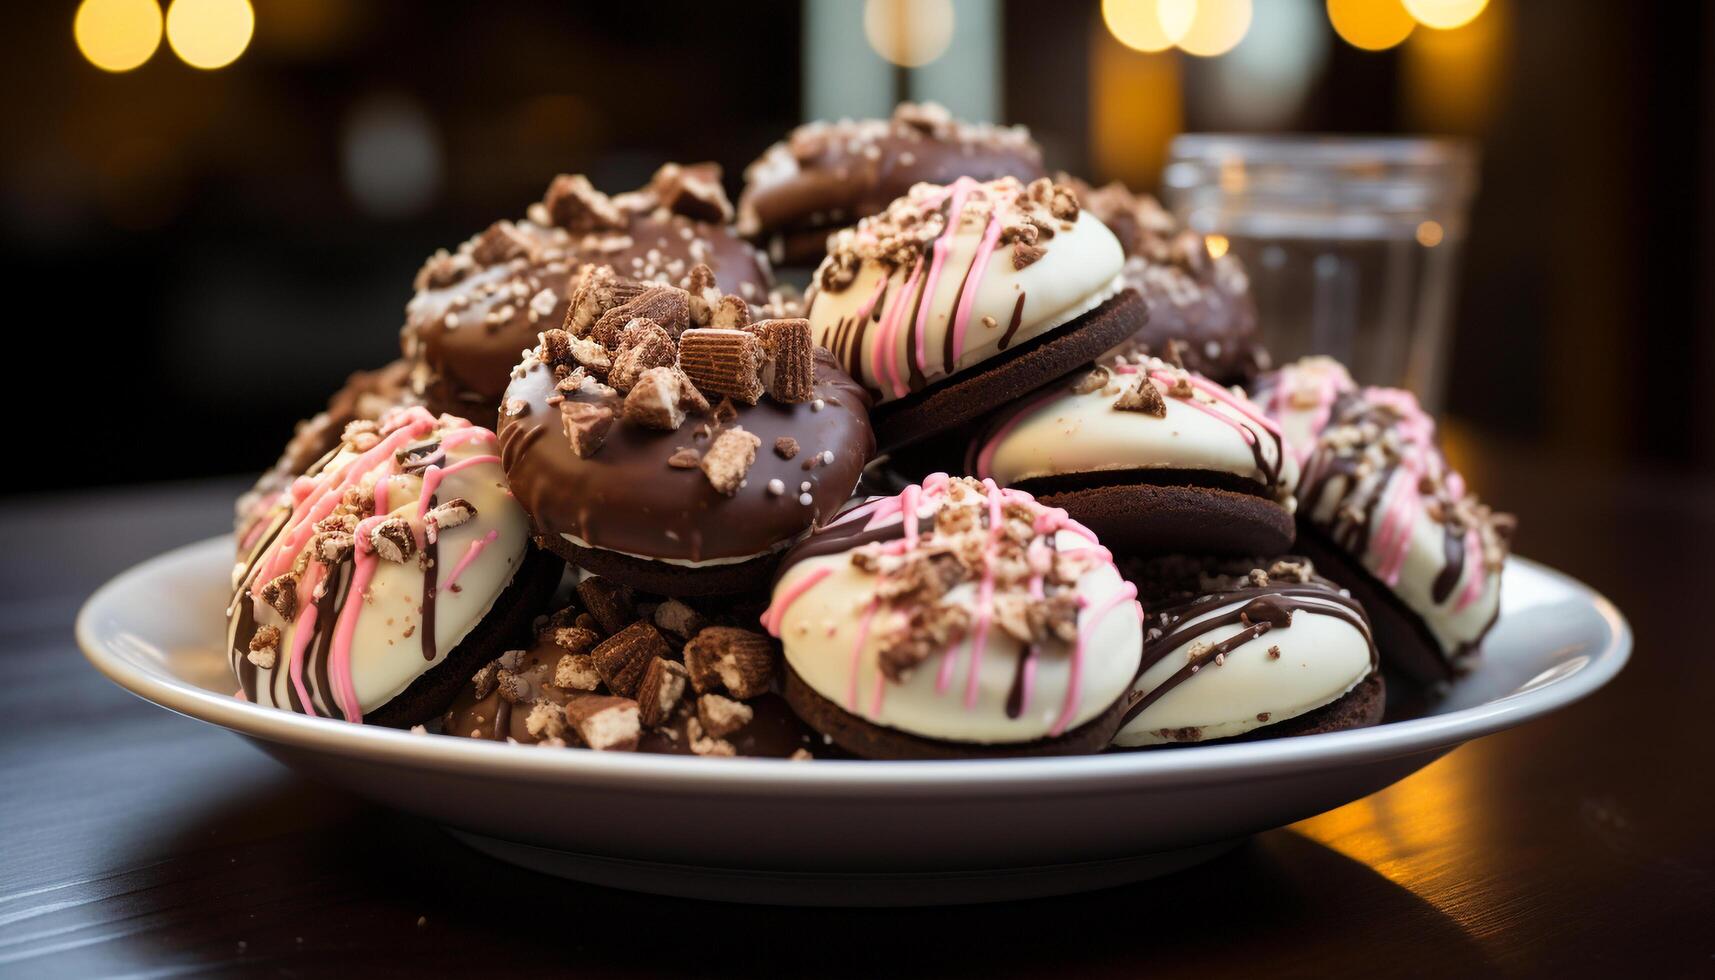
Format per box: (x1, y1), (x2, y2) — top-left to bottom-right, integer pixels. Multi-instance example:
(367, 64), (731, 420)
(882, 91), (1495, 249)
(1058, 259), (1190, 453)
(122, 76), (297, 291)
(4, 438), (1712, 978)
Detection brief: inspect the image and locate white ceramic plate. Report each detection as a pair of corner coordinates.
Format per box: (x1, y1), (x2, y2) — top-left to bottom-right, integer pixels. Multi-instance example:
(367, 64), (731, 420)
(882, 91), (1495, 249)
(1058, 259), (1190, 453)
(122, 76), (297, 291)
(78, 536), (1628, 906)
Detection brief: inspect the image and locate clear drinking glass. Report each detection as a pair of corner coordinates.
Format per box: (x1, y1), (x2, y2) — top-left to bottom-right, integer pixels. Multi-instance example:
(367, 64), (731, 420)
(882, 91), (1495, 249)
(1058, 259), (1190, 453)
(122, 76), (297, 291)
(1163, 135), (1478, 410)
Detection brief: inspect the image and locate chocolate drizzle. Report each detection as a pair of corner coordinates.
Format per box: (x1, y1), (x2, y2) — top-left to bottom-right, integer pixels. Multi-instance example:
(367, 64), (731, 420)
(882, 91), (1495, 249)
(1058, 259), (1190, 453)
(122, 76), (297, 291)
(997, 293), (1027, 351)
(421, 494), (439, 662)
(1432, 521), (1467, 604)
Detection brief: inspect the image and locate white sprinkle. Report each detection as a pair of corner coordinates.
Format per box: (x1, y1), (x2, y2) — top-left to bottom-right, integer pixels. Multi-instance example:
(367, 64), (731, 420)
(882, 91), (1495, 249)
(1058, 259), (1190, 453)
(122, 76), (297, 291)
(799, 481), (811, 492)
(811, 398), (825, 412)
(767, 478), (785, 495)
(798, 492), (813, 506)
(819, 450), (835, 465)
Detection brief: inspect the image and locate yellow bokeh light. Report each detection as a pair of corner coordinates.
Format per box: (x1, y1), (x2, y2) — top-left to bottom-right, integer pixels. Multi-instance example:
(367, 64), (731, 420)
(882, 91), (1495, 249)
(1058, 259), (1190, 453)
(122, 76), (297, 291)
(1402, 0), (1488, 30)
(165, 0), (253, 70)
(74, 0), (163, 73)
(1155, 0), (1197, 44)
(1327, 0), (1416, 51)
(1102, 0), (1178, 54)
(1172, 0), (1253, 57)
(1416, 220), (1444, 247)
(863, 0), (954, 68)
(1205, 233), (1230, 259)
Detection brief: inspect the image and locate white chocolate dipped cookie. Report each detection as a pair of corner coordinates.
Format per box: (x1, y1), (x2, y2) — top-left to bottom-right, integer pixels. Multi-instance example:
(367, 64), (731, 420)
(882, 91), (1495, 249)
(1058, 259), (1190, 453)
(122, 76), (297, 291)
(762, 474), (1143, 757)
(228, 406), (560, 726)
(805, 176), (1144, 450)
(1254, 358), (1516, 684)
(1116, 557), (1381, 747)
(966, 352), (1299, 557)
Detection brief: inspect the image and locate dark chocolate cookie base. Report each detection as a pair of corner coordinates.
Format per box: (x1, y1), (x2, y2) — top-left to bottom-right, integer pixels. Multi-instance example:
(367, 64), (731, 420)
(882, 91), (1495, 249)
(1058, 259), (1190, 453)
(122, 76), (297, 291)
(1013, 469), (1295, 557)
(1122, 671), (1386, 749)
(1293, 526), (1457, 690)
(540, 533), (780, 598)
(872, 288), (1148, 452)
(783, 665), (1128, 760)
(364, 544), (565, 729)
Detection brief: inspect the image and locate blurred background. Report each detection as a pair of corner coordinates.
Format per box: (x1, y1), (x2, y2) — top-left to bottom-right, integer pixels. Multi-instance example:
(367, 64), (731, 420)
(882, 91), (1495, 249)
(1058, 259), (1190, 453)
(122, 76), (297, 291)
(4, 0), (1710, 491)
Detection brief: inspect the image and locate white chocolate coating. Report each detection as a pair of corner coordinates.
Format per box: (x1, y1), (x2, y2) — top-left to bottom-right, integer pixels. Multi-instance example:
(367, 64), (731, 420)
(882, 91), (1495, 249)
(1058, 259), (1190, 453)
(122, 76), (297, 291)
(1251, 355), (1355, 463)
(1299, 454), (1503, 658)
(1114, 591), (1372, 747)
(230, 411), (531, 719)
(777, 542), (1141, 744)
(1257, 358), (1511, 663)
(765, 476), (1143, 746)
(806, 177), (1125, 403)
(975, 360), (1298, 504)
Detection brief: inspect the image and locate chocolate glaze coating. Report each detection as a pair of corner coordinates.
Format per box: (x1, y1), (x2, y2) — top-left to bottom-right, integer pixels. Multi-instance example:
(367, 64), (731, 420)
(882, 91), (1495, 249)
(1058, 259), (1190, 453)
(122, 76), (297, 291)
(1071, 178), (1268, 385)
(405, 213), (772, 419)
(498, 348), (874, 569)
(542, 539), (780, 598)
(739, 104), (1045, 268)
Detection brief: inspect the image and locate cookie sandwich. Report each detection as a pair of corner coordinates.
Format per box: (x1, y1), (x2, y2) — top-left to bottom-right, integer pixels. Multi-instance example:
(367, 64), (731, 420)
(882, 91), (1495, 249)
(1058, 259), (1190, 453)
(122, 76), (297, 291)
(229, 407), (562, 727)
(1074, 179), (1268, 384)
(763, 475), (1143, 759)
(738, 102), (1044, 267)
(1115, 556), (1382, 747)
(805, 175), (1143, 450)
(968, 348), (1297, 556)
(404, 164), (773, 418)
(1255, 357), (1515, 686)
(497, 268), (875, 595)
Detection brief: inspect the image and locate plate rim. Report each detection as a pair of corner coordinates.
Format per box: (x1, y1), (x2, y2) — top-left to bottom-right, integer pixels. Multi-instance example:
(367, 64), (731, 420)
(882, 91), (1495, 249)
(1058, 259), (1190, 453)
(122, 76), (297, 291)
(76, 535), (1631, 798)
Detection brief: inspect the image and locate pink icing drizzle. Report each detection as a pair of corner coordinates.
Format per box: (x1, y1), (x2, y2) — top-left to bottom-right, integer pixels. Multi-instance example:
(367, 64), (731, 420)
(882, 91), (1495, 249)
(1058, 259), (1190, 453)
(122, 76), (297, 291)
(855, 179), (1024, 397)
(877, 257), (924, 398)
(1049, 581), (1139, 737)
(239, 406), (510, 722)
(959, 480), (1007, 708)
(445, 529), (500, 591)
(762, 475), (1135, 737)
(949, 184), (1013, 364)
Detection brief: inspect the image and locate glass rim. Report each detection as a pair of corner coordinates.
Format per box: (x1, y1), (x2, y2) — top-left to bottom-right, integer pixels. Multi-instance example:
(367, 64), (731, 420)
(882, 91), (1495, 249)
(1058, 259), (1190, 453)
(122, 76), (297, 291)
(1167, 133), (1479, 171)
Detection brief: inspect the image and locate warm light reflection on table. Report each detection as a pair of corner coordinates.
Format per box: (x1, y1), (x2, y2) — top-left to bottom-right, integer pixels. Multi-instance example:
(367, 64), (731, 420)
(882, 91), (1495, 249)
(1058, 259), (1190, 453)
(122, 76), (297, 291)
(1291, 746), (1496, 941)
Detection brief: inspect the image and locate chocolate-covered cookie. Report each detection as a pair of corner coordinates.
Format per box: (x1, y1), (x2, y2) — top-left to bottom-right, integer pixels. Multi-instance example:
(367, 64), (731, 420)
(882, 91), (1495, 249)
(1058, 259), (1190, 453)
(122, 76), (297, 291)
(229, 407), (562, 727)
(967, 351), (1297, 556)
(403, 164), (774, 419)
(738, 102), (1045, 268)
(442, 586), (830, 757)
(1073, 178), (1269, 385)
(236, 359), (417, 554)
(1115, 556), (1382, 747)
(806, 175), (1143, 451)
(1255, 357), (1515, 686)
(497, 270), (874, 596)
(763, 475), (1144, 759)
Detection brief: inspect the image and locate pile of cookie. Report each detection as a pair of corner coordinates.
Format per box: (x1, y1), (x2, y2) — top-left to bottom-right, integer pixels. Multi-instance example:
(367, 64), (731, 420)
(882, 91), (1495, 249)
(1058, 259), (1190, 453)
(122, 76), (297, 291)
(228, 102), (1514, 759)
